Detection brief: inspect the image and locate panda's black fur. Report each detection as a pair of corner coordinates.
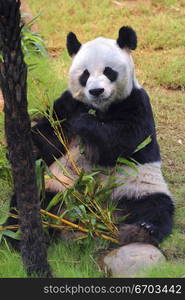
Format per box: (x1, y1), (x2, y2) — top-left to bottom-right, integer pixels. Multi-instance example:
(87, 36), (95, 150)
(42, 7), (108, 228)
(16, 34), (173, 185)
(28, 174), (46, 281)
(5, 26), (174, 248)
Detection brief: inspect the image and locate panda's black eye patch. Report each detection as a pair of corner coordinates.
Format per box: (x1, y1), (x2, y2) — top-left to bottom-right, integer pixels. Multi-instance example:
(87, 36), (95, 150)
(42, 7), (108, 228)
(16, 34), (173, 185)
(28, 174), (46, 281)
(79, 69), (90, 87)
(103, 67), (118, 82)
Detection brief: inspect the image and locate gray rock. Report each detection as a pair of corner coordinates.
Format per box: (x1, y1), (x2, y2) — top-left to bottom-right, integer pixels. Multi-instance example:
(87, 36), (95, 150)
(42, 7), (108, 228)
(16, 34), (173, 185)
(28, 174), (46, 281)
(102, 243), (166, 277)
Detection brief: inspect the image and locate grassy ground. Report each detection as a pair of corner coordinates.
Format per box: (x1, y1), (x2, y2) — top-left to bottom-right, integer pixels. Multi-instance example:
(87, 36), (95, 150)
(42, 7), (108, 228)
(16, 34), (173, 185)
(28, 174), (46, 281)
(0, 0), (185, 277)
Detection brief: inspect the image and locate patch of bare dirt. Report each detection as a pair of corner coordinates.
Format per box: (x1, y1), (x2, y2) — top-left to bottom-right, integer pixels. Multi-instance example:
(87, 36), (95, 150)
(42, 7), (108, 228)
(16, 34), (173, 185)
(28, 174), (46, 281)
(20, 0), (38, 32)
(112, 0), (151, 8)
(47, 47), (62, 58)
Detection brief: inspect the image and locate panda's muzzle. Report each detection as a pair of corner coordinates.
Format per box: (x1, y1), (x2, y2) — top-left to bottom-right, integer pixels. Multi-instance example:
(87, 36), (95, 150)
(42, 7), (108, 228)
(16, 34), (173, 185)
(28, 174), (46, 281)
(89, 88), (104, 97)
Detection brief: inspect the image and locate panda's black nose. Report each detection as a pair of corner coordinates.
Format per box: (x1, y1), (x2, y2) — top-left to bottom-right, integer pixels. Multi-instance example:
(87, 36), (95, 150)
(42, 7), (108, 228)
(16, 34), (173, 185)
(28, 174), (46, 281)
(89, 88), (104, 97)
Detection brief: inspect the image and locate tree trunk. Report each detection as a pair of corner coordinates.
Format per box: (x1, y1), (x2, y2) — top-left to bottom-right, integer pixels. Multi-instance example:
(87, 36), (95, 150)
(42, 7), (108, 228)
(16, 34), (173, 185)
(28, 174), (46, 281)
(0, 0), (52, 277)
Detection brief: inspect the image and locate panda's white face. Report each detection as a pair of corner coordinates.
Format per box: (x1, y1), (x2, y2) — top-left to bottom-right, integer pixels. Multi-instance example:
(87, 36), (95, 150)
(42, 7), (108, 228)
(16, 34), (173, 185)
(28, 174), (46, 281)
(68, 37), (139, 111)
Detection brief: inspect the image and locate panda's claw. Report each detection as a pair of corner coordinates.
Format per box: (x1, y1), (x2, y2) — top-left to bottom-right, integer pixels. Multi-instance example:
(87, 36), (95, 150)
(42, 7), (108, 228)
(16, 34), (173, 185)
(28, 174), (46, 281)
(140, 222), (145, 226)
(139, 222), (155, 235)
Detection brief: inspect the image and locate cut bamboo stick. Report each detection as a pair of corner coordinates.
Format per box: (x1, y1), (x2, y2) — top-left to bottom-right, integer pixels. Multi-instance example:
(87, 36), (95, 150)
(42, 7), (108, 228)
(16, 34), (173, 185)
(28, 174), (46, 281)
(40, 209), (119, 244)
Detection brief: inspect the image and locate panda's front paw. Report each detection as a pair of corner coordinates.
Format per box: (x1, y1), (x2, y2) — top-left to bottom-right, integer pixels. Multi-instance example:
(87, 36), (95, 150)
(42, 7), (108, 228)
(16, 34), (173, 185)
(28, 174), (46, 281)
(139, 222), (155, 235)
(70, 113), (96, 135)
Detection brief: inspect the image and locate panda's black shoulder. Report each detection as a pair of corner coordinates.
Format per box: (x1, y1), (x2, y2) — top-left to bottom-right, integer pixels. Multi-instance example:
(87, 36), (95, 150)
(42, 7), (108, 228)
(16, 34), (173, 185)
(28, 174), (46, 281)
(129, 87), (152, 108)
(106, 87), (154, 121)
(119, 87), (152, 111)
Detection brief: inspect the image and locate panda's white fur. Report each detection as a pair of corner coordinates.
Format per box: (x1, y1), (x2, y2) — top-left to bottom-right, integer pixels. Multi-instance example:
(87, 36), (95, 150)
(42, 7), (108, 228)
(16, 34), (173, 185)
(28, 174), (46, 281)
(46, 144), (171, 202)
(69, 37), (140, 111)
(112, 162), (172, 200)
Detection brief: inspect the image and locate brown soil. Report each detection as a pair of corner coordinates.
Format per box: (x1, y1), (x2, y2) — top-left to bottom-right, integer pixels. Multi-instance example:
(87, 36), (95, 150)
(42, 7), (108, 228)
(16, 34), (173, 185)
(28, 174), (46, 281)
(20, 0), (38, 31)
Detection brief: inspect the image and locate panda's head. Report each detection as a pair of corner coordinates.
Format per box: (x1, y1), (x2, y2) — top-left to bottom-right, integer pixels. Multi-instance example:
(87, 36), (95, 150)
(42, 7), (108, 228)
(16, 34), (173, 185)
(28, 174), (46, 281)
(67, 26), (140, 111)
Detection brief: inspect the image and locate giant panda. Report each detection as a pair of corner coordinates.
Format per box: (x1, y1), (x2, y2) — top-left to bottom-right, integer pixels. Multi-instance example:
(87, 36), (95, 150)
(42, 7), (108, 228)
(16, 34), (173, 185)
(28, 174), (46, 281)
(5, 26), (174, 247)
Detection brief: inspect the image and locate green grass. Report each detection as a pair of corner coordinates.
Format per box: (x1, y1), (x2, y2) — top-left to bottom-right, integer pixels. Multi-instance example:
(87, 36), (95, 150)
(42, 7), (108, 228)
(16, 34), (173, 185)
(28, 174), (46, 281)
(25, 54), (67, 110)
(0, 179), (11, 225)
(28, 0), (185, 51)
(0, 246), (27, 278)
(0, 239), (105, 278)
(138, 261), (185, 278)
(48, 240), (105, 278)
(0, 0), (185, 278)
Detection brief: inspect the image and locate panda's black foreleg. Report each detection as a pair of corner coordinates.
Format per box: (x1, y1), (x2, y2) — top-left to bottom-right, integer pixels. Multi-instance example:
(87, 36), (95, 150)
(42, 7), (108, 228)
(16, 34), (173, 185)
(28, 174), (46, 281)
(117, 193), (174, 246)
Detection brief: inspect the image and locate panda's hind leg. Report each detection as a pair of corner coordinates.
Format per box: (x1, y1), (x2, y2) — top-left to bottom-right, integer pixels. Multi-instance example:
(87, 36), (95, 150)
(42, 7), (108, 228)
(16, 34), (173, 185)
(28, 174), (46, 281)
(117, 193), (174, 246)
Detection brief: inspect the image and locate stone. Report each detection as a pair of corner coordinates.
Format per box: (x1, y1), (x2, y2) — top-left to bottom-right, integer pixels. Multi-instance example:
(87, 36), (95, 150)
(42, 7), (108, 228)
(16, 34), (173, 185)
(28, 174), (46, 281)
(102, 243), (166, 277)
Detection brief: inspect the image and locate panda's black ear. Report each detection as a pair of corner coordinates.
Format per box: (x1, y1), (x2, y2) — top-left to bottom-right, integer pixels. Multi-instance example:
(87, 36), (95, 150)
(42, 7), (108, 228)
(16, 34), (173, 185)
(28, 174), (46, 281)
(117, 26), (137, 50)
(67, 32), (81, 56)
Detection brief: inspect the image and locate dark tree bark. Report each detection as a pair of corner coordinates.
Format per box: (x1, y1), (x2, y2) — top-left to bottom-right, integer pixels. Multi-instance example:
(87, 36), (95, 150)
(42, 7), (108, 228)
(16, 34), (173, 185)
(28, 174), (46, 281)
(0, 0), (52, 277)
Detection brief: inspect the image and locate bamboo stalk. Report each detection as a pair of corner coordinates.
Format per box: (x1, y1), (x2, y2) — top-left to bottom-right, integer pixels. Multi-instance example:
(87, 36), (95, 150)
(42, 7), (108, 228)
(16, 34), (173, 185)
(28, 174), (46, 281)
(41, 209), (89, 233)
(0, 209), (18, 219)
(43, 112), (81, 176)
(0, 225), (19, 231)
(42, 222), (67, 230)
(0, 209), (119, 244)
(40, 209), (119, 244)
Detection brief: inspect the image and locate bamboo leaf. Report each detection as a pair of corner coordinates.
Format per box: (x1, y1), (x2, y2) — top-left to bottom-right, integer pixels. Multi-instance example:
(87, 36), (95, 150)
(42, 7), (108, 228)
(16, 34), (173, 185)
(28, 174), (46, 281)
(96, 223), (108, 230)
(53, 157), (73, 179)
(22, 12), (42, 29)
(133, 136), (152, 153)
(59, 209), (69, 220)
(115, 164), (138, 177)
(2, 230), (21, 240)
(116, 213), (129, 223)
(117, 157), (138, 171)
(0, 232), (3, 244)
(35, 159), (45, 197)
(90, 218), (96, 226)
(79, 205), (86, 214)
(46, 191), (63, 211)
